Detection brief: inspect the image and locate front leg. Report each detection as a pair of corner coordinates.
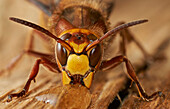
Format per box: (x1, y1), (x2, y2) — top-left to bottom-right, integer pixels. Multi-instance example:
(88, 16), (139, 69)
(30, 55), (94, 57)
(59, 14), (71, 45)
(100, 55), (163, 101)
(7, 55), (60, 102)
(7, 59), (41, 102)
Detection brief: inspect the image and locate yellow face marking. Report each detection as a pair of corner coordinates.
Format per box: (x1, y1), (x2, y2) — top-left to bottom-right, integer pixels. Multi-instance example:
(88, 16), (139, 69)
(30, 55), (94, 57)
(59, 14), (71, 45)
(66, 54), (90, 75)
(83, 72), (94, 88)
(70, 42), (88, 53)
(62, 70), (71, 85)
(57, 29), (101, 88)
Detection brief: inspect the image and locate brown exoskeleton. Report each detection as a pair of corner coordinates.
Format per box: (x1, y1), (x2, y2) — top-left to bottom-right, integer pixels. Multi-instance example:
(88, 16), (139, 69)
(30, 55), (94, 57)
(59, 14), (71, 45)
(0, 0), (162, 103)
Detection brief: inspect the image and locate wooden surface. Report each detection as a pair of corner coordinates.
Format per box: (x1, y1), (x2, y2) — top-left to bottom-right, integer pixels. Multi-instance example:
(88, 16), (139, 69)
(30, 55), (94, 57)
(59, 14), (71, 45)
(0, 0), (170, 109)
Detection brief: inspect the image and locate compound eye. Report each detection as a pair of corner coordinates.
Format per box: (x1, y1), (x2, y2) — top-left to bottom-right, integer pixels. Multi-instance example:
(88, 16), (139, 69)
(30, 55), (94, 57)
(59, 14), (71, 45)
(56, 43), (67, 66)
(56, 33), (71, 66)
(89, 44), (101, 67)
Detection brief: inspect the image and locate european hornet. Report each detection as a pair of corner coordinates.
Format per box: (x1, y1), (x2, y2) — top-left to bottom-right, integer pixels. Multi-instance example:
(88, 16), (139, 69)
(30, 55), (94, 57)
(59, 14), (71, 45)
(1, 0), (162, 103)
